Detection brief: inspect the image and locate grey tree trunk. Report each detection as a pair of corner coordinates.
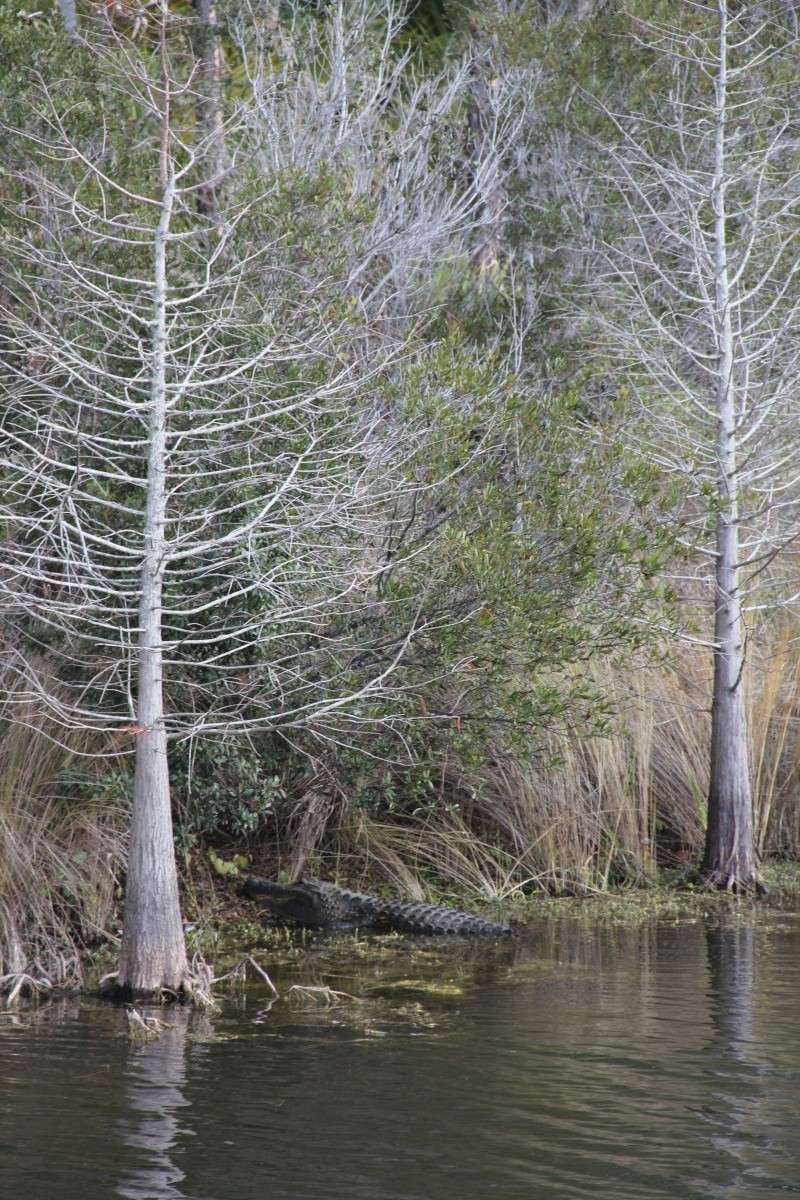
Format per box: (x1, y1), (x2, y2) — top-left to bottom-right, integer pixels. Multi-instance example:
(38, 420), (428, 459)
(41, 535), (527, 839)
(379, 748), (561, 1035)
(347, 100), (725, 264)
(56, 0), (79, 41)
(701, 0), (759, 893)
(193, 0), (228, 233)
(466, 65), (506, 279)
(118, 110), (188, 993)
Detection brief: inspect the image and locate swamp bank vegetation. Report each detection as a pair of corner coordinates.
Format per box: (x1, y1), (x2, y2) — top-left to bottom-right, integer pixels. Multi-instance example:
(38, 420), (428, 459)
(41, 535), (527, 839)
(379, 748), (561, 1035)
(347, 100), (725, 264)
(3, 628), (800, 1003)
(1, 1), (800, 1000)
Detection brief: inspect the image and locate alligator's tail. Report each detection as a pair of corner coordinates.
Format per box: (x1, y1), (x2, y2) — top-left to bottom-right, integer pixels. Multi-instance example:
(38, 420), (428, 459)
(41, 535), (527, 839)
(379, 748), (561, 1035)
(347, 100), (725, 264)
(370, 897), (513, 937)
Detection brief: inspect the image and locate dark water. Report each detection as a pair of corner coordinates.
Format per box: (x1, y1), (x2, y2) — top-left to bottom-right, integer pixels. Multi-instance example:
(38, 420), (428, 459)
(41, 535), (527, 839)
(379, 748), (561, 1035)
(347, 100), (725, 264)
(1, 910), (799, 1200)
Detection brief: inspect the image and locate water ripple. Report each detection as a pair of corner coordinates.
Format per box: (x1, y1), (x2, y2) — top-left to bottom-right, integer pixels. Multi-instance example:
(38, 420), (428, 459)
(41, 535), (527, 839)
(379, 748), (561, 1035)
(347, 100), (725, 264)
(0, 913), (798, 1200)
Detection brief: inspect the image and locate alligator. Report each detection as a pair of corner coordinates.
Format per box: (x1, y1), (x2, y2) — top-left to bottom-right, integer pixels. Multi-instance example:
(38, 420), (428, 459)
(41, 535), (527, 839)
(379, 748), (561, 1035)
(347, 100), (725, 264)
(243, 877), (513, 937)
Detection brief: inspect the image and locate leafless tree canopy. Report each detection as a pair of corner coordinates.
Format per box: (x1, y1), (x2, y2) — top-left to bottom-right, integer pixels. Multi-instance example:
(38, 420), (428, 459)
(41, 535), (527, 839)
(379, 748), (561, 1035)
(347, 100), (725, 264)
(0, 2), (524, 749)
(586, 0), (800, 889)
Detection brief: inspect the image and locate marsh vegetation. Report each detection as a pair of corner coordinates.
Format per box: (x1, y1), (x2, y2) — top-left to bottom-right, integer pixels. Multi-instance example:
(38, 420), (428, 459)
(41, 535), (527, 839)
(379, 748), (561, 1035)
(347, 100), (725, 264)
(1, 1), (799, 995)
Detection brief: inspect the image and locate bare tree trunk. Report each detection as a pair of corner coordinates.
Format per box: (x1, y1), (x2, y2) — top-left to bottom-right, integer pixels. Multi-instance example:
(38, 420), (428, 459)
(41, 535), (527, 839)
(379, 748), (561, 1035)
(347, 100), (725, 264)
(56, 0), (79, 41)
(193, 0), (228, 233)
(701, 0), (759, 893)
(119, 66), (188, 995)
(466, 62), (506, 280)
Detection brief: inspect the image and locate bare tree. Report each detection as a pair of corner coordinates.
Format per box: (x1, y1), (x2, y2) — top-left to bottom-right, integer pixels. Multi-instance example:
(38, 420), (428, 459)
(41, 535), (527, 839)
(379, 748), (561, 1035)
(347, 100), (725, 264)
(589, 1), (800, 891)
(234, 0), (523, 325)
(0, 4), (517, 991)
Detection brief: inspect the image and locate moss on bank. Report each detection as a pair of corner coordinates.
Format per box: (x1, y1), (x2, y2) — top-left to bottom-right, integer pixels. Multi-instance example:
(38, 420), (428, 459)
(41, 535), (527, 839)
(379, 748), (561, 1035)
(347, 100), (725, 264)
(498, 861), (800, 926)
(174, 860), (800, 970)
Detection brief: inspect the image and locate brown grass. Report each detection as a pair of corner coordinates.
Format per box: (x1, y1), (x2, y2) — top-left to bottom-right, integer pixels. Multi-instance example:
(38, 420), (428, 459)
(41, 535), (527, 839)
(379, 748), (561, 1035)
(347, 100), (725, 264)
(0, 683), (127, 999)
(750, 625), (800, 859)
(2, 623), (798, 992)
(285, 623), (800, 898)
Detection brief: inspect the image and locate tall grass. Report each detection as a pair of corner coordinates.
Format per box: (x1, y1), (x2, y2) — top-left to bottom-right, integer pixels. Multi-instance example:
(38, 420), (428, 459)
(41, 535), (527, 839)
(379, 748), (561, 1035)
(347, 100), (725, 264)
(282, 625), (800, 897)
(2, 623), (797, 991)
(0, 682), (127, 996)
(751, 624), (800, 860)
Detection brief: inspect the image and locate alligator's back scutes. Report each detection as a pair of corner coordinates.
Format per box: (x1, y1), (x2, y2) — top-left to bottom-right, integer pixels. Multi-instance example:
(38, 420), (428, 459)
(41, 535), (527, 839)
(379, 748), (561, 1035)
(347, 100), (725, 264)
(243, 877), (513, 937)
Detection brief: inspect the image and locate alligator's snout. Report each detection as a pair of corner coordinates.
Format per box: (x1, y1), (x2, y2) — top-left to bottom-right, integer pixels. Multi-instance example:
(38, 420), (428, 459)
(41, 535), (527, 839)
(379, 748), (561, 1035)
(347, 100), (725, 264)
(242, 878), (328, 926)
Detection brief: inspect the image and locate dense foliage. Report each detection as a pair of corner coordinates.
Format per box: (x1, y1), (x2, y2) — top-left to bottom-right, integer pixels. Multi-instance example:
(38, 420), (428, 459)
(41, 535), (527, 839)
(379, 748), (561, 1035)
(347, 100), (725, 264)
(0, 2), (798, 987)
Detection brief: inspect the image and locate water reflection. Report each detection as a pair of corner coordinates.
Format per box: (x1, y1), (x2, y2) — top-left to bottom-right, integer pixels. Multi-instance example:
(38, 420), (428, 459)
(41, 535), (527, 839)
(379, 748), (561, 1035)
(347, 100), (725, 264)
(706, 921), (755, 1057)
(702, 921), (775, 1200)
(0, 913), (798, 1200)
(116, 1009), (193, 1200)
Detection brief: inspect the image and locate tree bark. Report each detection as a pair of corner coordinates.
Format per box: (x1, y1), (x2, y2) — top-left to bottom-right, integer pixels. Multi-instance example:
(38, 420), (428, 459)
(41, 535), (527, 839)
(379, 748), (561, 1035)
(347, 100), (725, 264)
(701, 0), (760, 894)
(56, 0), (79, 42)
(119, 64), (189, 995)
(193, 0), (227, 234)
(464, 26), (506, 281)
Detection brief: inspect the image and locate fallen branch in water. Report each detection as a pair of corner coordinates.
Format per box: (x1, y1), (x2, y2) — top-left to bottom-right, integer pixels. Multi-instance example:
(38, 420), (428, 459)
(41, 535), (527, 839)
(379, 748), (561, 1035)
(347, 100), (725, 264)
(285, 984), (362, 1009)
(217, 955), (363, 1012)
(245, 956), (279, 996)
(125, 1007), (168, 1041)
(0, 971), (52, 1007)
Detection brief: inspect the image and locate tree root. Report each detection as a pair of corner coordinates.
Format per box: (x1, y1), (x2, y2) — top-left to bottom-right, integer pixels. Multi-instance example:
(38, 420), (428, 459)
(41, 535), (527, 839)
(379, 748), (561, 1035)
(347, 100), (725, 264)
(99, 953), (219, 1009)
(698, 868), (769, 897)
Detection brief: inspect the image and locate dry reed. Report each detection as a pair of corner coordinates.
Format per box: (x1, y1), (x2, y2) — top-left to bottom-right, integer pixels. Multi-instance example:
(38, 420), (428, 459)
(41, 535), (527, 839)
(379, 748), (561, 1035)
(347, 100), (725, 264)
(2, 623), (798, 993)
(290, 624), (800, 897)
(0, 676), (127, 999)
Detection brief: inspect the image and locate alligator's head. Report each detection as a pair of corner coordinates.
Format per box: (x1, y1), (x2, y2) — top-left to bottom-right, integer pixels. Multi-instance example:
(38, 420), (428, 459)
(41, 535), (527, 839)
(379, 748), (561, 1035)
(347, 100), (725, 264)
(242, 878), (329, 926)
